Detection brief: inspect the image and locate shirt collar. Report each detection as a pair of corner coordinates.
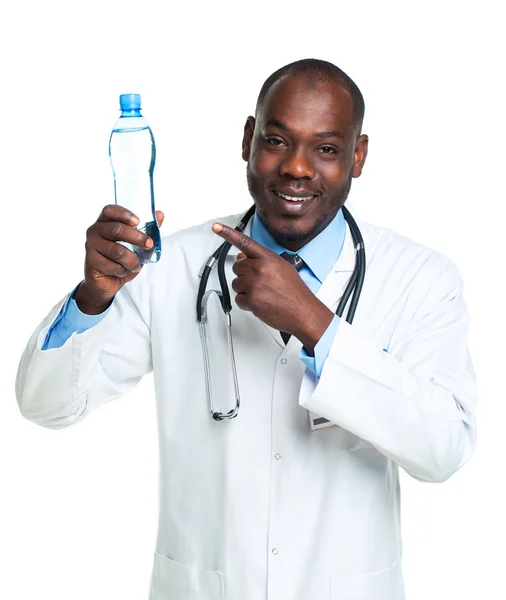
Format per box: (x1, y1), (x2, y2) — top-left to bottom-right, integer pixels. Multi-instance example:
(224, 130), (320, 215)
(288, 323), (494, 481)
(250, 208), (346, 283)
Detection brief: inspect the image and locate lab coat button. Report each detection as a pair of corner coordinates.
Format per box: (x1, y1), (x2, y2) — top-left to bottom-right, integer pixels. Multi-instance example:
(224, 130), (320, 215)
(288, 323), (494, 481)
(280, 358), (287, 364)
(272, 548), (279, 555)
(275, 453), (281, 460)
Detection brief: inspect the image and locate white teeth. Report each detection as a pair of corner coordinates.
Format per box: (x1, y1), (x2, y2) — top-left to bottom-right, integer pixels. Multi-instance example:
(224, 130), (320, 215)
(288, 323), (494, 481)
(275, 191), (313, 202)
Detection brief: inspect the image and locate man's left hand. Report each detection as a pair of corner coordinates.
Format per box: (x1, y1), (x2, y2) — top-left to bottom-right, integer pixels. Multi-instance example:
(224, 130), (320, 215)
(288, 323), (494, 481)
(212, 222), (334, 352)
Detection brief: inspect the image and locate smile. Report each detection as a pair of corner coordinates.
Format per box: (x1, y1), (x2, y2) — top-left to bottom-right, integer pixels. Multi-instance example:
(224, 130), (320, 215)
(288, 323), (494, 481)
(273, 190), (316, 202)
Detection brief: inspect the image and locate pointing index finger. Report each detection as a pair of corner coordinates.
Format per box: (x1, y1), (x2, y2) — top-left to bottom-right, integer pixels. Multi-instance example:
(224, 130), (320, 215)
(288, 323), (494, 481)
(212, 222), (270, 258)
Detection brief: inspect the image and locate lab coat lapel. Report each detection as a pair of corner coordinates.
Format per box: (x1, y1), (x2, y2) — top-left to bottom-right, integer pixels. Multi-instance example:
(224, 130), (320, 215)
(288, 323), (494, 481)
(314, 219), (356, 311)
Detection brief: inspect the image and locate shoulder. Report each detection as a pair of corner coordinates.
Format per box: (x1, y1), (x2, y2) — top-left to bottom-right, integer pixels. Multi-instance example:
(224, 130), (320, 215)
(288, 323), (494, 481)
(355, 215), (464, 294)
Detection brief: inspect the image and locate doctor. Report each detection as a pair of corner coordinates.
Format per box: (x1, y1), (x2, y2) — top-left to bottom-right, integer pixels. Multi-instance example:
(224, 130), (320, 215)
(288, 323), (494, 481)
(16, 59), (477, 600)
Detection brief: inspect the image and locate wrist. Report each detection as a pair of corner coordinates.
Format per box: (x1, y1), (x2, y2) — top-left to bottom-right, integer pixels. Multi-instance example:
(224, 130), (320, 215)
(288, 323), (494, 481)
(292, 299), (334, 355)
(73, 281), (113, 315)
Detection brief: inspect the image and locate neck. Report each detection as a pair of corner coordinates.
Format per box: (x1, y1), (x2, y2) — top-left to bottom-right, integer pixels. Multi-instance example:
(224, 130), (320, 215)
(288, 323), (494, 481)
(264, 211), (338, 252)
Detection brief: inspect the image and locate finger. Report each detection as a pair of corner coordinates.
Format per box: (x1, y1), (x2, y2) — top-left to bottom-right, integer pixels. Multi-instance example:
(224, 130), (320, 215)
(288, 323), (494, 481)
(211, 223), (273, 259)
(156, 210), (164, 227)
(231, 276), (248, 294)
(232, 256), (256, 276)
(234, 292), (249, 311)
(97, 204), (140, 227)
(90, 239), (142, 273)
(93, 221), (153, 249)
(89, 248), (137, 278)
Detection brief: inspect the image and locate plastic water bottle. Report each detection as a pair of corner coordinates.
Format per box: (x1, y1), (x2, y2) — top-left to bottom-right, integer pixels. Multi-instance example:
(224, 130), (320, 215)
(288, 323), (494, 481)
(109, 93), (161, 264)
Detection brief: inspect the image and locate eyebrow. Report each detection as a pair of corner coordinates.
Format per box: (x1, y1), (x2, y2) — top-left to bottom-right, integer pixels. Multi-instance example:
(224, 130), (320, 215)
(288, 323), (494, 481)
(265, 118), (289, 131)
(315, 130), (345, 141)
(265, 118), (345, 141)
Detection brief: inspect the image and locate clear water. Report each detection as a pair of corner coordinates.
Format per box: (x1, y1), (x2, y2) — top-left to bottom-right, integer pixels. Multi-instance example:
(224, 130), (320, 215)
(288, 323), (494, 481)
(109, 121), (161, 264)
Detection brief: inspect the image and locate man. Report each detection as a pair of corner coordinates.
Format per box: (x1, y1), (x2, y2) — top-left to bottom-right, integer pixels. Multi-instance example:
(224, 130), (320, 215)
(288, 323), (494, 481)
(16, 59), (477, 600)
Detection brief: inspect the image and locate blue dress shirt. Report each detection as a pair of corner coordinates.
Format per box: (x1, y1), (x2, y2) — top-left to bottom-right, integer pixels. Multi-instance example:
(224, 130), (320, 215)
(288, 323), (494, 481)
(42, 209), (347, 377)
(250, 210), (345, 376)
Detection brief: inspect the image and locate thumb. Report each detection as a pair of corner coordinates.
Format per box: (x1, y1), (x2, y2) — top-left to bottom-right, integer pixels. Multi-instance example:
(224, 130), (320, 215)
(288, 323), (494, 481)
(156, 210), (165, 227)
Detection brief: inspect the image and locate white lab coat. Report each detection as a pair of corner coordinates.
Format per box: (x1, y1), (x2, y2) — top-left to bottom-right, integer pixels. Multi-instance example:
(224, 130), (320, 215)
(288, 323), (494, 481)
(16, 209), (477, 600)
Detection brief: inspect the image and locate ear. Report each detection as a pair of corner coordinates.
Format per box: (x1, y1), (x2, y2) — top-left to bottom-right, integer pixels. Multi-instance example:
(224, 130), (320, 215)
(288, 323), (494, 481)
(242, 116), (255, 162)
(352, 134), (369, 178)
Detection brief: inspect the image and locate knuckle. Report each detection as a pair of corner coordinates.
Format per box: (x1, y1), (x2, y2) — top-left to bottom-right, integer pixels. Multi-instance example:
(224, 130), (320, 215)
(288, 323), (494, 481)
(111, 243), (125, 262)
(110, 222), (124, 238)
(128, 256), (141, 271)
(103, 204), (115, 216)
(238, 236), (250, 251)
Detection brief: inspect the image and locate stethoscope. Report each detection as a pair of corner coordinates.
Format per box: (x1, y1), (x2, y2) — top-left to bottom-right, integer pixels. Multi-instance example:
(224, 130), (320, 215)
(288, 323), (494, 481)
(196, 204), (366, 421)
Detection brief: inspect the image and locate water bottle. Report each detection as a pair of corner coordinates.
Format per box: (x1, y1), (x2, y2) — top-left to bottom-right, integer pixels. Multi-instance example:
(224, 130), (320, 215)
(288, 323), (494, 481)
(109, 93), (161, 264)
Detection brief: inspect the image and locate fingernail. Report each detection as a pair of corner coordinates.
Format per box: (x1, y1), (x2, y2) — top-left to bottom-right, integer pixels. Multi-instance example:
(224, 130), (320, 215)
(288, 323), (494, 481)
(131, 215), (140, 225)
(145, 238), (153, 249)
(212, 223), (223, 233)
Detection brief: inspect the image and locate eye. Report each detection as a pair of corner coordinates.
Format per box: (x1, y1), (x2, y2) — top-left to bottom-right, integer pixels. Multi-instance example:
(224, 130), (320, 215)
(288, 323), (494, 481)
(317, 146), (338, 154)
(264, 137), (286, 147)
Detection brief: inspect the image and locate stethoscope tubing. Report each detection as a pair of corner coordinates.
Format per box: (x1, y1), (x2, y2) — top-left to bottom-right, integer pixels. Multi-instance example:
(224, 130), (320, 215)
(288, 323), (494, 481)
(336, 206), (365, 323)
(196, 205), (255, 322)
(196, 203), (366, 421)
(197, 203), (365, 323)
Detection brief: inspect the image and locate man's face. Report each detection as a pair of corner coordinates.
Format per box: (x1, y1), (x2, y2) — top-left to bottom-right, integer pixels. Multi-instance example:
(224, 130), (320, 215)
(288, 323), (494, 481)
(243, 74), (368, 251)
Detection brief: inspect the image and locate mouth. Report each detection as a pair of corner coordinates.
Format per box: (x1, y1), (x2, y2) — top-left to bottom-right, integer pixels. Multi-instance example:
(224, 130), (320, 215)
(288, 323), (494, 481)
(273, 189), (316, 201)
(271, 189), (317, 213)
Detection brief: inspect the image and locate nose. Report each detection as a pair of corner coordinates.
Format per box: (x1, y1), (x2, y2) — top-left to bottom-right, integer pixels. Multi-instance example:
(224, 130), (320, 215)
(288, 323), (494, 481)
(279, 147), (315, 180)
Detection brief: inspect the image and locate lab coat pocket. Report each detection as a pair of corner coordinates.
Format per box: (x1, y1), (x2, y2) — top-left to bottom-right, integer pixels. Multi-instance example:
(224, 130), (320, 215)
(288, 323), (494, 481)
(149, 552), (225, 600)
(329, 559), (404, 600)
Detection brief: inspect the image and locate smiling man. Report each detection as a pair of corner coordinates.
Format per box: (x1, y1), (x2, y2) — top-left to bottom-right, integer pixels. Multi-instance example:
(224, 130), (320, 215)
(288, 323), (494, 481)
(245, 63), (366, 248)
(16, 59), (477, 600)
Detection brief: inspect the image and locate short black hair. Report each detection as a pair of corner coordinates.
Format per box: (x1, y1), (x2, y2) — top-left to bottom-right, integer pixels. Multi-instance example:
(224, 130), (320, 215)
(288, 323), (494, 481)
(255, 58), (365, 135)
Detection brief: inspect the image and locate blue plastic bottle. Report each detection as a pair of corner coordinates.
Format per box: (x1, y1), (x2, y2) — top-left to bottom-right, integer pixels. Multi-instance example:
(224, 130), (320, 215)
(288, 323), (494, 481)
(109, 93), (161, 264)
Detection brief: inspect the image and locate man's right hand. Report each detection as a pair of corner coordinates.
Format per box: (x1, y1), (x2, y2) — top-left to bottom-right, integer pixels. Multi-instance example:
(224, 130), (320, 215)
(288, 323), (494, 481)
(74, 204), (165, 315)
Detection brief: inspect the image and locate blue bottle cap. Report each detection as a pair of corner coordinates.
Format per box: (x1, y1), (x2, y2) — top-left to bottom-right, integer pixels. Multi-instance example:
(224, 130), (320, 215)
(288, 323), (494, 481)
(119, 94), (141, 110)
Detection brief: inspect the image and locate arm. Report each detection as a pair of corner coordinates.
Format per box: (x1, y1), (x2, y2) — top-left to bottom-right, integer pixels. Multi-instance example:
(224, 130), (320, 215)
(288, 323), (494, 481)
(15, 204), (163, 429)
(42, 283), (110, 350)
(298, 265), (477, 483)
(209, 222), (477, 483)
(15, 278), (151, 429)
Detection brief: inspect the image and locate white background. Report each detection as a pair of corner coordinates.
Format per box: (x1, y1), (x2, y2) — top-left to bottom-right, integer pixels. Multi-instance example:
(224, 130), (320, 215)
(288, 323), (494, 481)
(1, 1), (504, 598)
